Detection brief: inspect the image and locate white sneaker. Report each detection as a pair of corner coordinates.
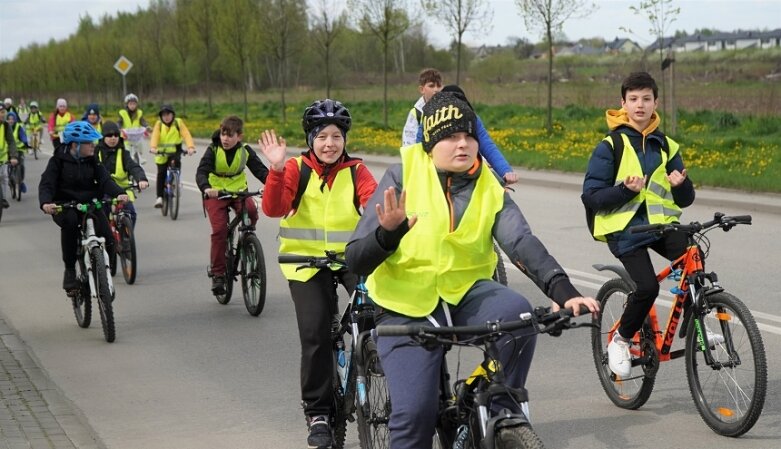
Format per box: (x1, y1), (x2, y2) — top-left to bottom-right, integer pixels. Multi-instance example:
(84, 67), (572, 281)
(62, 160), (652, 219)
(706, 329), (725, 347)
(154, 197), (163, 208)
(607, 333), (632, 378)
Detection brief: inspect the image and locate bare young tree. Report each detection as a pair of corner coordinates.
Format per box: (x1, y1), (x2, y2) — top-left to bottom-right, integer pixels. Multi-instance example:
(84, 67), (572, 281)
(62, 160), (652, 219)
(421, 0), (493, 85)
(186, 0), (218, 116)
(216, 0), (260, 122)
(171, 0), (195, 116)
(515, 0), (595, 133)
(350, 0), (411, 127)
(310, 0), (348, 98)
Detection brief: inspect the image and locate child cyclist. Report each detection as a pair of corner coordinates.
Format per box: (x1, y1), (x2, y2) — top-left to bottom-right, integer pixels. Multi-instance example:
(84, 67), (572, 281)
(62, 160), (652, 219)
(82, 103), (103, 136)
(345, 92), (597, 449)
(258, 99), (377, 449)
(5, 111), (28, 193)
(39, 121), (128, 293)
(96, 121), (150, 225)
(24, 101), (46, 154)
(0, 104), (20, 209)
(401, 67), (442, 147)
(196, 115), (269, 295)
(150, 104), (196, 208)
(118, 93), (151, 165)
(581, 71), (702, 378)
(48, 98), (74, 148)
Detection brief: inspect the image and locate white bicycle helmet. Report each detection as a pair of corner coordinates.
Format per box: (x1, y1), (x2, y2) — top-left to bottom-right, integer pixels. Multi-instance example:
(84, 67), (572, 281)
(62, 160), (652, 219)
(124, 93), (139, 104)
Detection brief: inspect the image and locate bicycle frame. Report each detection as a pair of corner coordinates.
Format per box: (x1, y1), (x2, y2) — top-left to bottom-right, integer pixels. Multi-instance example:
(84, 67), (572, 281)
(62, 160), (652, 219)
(78, 210), (115, 304)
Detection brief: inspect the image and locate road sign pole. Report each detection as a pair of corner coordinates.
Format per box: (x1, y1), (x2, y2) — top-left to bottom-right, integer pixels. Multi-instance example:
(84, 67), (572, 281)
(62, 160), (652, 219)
(122, 74), (127, 98)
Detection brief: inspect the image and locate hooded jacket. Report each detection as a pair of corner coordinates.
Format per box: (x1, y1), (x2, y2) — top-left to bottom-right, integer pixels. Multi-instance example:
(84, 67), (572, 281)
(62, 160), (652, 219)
(582, 109), (695, 257)
(195, 130), (270, 192)
(39, 145), (126, 207)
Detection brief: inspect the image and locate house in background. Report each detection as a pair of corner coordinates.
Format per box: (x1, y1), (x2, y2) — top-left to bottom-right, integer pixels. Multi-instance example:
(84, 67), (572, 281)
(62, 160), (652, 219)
(606, 38), (642, 54)
(647, 29), (781, 53)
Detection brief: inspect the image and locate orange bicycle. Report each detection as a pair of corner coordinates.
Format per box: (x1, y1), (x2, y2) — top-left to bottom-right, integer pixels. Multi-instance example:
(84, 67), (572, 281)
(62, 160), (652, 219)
(591, 212), (766, 437)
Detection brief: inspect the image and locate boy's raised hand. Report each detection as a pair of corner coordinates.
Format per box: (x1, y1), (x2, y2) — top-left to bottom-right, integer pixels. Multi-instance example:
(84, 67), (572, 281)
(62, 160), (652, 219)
(258, 129), (286, 171)
(376, 187), (417, 231)
(667, 168), (687, 187)
(623, 175), (646, 193)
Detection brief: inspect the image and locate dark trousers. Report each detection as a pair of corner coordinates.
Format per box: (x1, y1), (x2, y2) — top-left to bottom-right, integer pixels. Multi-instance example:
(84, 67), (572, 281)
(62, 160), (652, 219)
(376, 280), (537, 449)
(53, 209), (113, 269)
(289, 268), (357, 417)
(617, 230), (688, 338)
(156, 153), (182, 198)
(203, 197), (258, 275)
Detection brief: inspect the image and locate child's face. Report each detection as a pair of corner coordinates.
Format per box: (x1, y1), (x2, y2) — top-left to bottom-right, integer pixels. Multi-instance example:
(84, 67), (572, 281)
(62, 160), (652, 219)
(0, 110), (5, 122)
(6, 115), (15, 125)
(103, 132), (120, 148)
(72, 142), (96, 157)
(57, 104), (67, 113)
(621, 87), (657, 131)
(127, 101), (138, 111)
(312, 124), (345, 165)
(430, 132), (478, 173)
(161, 112), (174, 123)
(220, 129), (243, 149)
(419, 82), (443, 103)
(87, 113), (99, 124)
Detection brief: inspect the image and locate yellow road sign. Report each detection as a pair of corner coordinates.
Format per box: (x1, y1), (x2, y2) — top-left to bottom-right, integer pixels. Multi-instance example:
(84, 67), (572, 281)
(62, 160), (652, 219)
(114, 56), (134, 75)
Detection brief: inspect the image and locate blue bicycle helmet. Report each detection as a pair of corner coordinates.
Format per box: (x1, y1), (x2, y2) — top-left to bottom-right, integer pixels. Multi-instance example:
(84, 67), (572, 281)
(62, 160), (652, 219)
(62, 121), (102, 144)
(302, 99), (351, 135)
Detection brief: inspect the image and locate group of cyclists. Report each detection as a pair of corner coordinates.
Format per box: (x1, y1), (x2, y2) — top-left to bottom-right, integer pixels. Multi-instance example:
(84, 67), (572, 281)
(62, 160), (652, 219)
(7, 67), (711, 449)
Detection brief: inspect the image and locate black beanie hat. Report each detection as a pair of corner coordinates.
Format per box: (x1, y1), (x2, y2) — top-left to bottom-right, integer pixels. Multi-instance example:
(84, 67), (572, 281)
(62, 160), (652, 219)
(421, 92), (477, 153)
(102, 120), (120, 136)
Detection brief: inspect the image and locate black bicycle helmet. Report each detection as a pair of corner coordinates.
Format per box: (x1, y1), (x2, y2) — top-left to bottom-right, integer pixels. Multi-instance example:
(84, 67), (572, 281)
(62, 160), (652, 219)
(301, 99), (351, 135)
(159, 103), (175, 118)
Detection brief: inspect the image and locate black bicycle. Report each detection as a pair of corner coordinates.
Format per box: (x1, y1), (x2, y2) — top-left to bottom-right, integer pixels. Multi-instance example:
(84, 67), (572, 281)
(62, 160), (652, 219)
(159, 151), (193, 220)
(377, 306), (592, 449)
(208, 190), (267, 316)
(108, 185), (141, 285)
(278, 251), (390, 449)
(8, 158), (24, 202)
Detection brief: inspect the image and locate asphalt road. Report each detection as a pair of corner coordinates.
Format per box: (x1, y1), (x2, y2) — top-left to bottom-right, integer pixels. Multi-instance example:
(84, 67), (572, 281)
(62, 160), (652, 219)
(0, 141), (778, 449)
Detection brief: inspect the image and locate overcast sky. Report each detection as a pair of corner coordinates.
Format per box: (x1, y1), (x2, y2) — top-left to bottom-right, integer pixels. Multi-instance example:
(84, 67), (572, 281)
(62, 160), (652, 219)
(2, 0), (780, 61)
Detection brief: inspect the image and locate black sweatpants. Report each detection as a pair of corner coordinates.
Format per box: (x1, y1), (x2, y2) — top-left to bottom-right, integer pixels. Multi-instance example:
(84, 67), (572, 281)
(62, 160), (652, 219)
(53, 209), (114, 269)
(617, 230), (688, 338)
(289, 268), (357, 417)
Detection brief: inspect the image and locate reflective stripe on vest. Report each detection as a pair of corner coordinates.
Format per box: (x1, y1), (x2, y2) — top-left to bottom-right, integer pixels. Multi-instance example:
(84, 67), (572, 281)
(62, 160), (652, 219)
(365, 144), (504, 317)
(118, 109), (143, 128)
(592, 134), (682, 241)
(207, 146), (248, 192)
(278, 157), (361, 282)
(155, 118), (183, 165)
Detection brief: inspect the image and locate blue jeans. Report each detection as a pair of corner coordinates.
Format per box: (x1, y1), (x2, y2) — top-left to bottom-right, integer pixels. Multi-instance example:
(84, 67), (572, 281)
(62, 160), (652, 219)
(376, 280), (537, 449)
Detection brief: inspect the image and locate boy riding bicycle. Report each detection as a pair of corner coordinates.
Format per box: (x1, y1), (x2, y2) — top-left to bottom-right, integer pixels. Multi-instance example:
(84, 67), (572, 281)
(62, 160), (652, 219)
(150, 104), (196, 208)
(580, 71), (707, 378)
(39, 121), (128, 293)
(0, 105), (19, 209)
(346, 91), (598, 449)
(24, 101), (45, 154)
(196, 115), (269, 295)
(96, 121), (150, 225)
(5, 111), (28, 193)
(258, 99), (377, 449)
(118, 93), (151, 165)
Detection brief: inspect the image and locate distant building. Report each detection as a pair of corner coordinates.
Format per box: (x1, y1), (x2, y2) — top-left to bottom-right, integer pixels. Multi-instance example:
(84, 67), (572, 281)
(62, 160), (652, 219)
(646, 29), (781, 53)
(606, 38), (642, 54)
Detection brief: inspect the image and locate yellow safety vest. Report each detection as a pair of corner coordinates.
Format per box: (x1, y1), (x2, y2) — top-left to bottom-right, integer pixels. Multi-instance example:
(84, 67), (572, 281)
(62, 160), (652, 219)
(0, 125), (8, 162)
(99, 148), (135, 201)
(118, 109), (143, 128)
(54, 112), (72, 135)
(366, 144), (504, 317)
(207, 146), (249, 193)
(11, 123), (24, 151)
(155, 118), (183, 165)
(278, 158), (361, 282)
(28, 112), (44, 130)
(592, 134), (682, 241)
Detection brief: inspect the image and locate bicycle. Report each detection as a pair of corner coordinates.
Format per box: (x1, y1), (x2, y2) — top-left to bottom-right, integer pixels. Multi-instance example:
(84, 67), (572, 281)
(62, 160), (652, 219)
(8, 156), (24, 202)
(55, 199), (119, 343)
(207, 190), (267, 316)
(108, 186), (141, 285)
(124, 127), (147, 165)
(29, 127), (42, 159)
(591, 212), (767, 437)
(159, 150), (193, 220)
(277, 251), (390, 449)
(0, 163), (5, 224)
(377, 306), (592, 449)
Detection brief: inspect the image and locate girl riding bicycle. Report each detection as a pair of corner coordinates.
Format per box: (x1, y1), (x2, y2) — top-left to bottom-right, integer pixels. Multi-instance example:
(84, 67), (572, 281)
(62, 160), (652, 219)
(96, 121), (150, 225)
(258, 99), (377, 449)
(48, 98), (74, 148)
(150, 104), (196, 208)
(345, 92), (598, 449)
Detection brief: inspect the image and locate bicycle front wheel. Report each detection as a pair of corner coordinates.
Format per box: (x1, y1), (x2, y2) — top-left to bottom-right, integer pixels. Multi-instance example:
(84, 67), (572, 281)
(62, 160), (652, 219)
(356, 336), (391, 449)
(118, 216), (137, 284)
(91, 247), (116, 343)
(685, 291), (766, 437)
(215, 239), (234, 305)
(592, 278), (656, 410)
(495, 425), (545, 449)
(170, 171), (180, 220)
(240, 234), (266, 316)
(11, 167), (21, 201)
(72, 258), (92, 328)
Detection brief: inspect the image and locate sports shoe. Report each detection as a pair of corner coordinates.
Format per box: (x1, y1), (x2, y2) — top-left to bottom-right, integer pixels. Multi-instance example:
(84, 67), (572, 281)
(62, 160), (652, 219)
(306, 415), (333, 449)
(62, 268), (78, 291)
(154, 197), (163, 208)
(1, 199), (9, 208)
(607, 332), (632, 378)
(211, 276), (226, 295)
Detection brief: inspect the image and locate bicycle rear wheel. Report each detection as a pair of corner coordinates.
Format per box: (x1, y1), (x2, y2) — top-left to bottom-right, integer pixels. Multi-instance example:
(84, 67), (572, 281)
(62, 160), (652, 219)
(240, 234), (266, 316)
(118, 216), (137, 284)
(592, 278), (656, 409)
(356, 336), (391, 449)
(170, 171), (180, 220)
(72, 258), (92, 328)
(685, 291), (766, 437)
(91, 247), (116, 343)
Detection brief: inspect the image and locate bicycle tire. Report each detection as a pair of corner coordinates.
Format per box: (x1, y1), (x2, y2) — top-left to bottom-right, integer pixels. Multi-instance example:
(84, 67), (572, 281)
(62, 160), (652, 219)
(118, 216), (137, 284)
(11, 166), (21, 201)
(495, 425), (546, 449)
(685, 291), (766, 437)
(492, 242), (508, 286)
(0, 179), (4, 224)
(592, 278), (656, 410)
(356, 337), (391, 449)
(170, 171), (180, 220)
(215, 237), (234, 305)
(240, 234), (266, 316)
(161, 172), (170, 217)
(91, 247), (116, 343)
(72, 258), (92, 328)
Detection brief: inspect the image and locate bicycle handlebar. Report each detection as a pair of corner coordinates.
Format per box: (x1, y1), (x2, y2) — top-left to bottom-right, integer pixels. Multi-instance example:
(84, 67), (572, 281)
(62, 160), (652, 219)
(629, 212), (752, 235)
(208, 190), (263, 200)
(278, 251), (347, 269)
(55, 198), (119, 214)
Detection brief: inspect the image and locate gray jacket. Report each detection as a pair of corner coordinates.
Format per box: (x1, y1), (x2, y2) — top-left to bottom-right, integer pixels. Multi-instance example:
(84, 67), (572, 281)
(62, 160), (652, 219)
(345, 161), (582, 307)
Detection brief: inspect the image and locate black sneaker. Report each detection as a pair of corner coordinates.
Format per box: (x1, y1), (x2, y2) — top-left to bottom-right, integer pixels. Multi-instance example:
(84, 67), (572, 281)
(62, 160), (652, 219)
(211, 276), (226, 295)
(1, 199), (9, 209)
(63, 269), (78, 291)
(306, 415), (333, 449)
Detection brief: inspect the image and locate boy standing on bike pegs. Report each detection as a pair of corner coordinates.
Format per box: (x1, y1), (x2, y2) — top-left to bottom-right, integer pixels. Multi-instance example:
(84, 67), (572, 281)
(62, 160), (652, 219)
(196, 115), (269, 295)
(258, 99), (377, 449)
(346, 91), (598, 449)
(39, 121), (128, 293)
(581, 71), (708, 378)
(96, 121), (150, 225)
(0, 104), (20, 209)
(150, 104), (196, 208)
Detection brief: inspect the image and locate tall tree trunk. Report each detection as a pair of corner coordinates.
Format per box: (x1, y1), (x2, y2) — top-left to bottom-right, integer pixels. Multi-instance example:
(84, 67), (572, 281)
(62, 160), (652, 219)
(546, 26), (554, 133)
(383, 38), (389, 128)
(456, 34), (463, 85)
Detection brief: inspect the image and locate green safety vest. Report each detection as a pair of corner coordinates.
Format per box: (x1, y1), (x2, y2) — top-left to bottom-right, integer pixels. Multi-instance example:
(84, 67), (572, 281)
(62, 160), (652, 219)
(118, 109), (143, 128)
(592, 133), (682, 241)
(28, 112), (44, 129)
(10, 123), (24, 151)
(207, 146), (249, 193)
(366, 144), (504, 317)
(278, 158), (361, 282)
(0, 124), (8, 162)
(154, 118), (183, 165)
(54, 112), (72, 135)
(99, 147), (135, 201)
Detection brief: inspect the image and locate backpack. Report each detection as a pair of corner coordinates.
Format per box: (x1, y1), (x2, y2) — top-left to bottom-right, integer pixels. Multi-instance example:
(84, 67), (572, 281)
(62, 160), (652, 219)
(583, 131), (670, 240)
(291, 161), (362, 215)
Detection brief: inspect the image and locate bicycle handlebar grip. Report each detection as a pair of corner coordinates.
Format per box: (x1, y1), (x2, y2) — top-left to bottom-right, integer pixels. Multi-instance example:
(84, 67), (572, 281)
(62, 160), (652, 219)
(376, 325), (426, 336)
(629, 223), (663, 234)
(278, 255), (314, 264)
(730, 215), (752, 224)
